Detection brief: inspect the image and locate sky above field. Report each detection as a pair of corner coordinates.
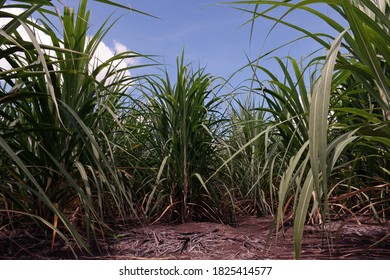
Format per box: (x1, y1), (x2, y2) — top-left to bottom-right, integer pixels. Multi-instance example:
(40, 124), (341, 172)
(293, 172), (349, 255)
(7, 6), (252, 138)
(2, 0), (343, 87)
(65, 0), (262, 83)
(57, 0), (342, 84)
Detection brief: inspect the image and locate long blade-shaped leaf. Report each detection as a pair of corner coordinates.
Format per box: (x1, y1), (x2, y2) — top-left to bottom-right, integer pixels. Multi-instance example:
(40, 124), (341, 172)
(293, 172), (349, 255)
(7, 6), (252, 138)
(309, 29), (348, 198)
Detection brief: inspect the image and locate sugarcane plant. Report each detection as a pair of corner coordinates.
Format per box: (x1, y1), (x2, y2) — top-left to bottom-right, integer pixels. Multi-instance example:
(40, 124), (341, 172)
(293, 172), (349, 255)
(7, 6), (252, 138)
(132, 53), (224, 223)
(0, 0), (148, 255)
(230, 0), (390, 258)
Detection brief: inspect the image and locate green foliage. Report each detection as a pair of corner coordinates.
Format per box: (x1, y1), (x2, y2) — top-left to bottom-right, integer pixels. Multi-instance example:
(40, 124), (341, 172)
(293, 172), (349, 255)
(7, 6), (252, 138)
(0, 0), (145, 255)
(131, 53), (224, 223)
(223, 92), (277, 217)
(231, 0), (390, 258)
(1, 0), (389, 259)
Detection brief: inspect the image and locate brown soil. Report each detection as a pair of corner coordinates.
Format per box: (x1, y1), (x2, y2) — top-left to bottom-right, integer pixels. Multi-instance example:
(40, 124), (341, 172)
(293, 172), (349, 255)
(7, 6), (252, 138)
(1, 215), (389, 260)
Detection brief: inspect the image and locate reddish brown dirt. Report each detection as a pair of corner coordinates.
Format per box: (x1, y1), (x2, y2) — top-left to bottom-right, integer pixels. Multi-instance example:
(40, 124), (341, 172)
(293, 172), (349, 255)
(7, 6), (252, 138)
(1, 215), (389, 259)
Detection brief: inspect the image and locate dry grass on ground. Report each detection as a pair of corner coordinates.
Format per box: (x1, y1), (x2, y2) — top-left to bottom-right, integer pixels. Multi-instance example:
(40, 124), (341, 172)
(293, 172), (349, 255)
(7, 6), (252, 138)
(1, 215), (389, 260)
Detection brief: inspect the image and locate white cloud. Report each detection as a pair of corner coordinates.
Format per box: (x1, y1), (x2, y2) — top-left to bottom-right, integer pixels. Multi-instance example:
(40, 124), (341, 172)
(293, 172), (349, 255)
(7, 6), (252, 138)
(114, 39), (138, 67)
(92, 39), (134, 84)
(114, 40), (127, 54)
(0, 7), (134, 86)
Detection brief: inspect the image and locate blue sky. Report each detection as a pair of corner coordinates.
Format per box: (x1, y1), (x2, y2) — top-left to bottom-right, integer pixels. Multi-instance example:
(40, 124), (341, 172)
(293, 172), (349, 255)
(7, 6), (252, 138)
(58, 0), (342, 87)
(79, 0), (258, 82)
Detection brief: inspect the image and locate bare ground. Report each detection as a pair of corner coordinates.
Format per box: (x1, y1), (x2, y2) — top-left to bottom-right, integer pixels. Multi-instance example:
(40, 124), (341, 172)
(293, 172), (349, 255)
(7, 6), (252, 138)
(1, 215), (389, 260)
